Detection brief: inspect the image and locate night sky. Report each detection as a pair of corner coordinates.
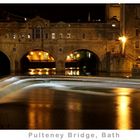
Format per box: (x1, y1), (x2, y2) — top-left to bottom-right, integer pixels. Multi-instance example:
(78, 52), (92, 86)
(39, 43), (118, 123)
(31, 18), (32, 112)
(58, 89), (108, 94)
(0, 4), (106, 22)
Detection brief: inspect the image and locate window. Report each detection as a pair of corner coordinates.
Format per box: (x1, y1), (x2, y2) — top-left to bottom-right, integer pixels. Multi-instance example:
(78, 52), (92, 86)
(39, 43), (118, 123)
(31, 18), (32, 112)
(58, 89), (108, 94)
(67, 33), (71, 39)
(52, 33), (55, 39)
(83, 33), (85, 39)
(46, 33), (48, 39)
(59, 33), (63, 39)
(13, 33), (16, 39)
(135, 40), (139, 48)
(28, 34), (31, 39)
(36, 27), (41, 38)
(136, 7), (140, 19)
(136, 29), (139, 37)
(32, 26), (43, 39)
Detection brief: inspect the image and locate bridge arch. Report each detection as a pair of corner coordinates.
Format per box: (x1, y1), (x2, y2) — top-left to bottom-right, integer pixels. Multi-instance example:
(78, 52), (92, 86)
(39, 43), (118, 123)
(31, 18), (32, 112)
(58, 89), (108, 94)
(0, 51), (10, 76)
(65, 49), (100, 75)
(20, 49), (56, 75)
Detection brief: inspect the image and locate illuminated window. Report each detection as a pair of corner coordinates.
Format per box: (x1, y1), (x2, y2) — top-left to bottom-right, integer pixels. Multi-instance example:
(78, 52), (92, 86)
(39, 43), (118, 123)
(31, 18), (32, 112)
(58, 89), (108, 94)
(28, 34), (31, 39)
(13, 33), (16, 39)
(52, 33), (55, 39)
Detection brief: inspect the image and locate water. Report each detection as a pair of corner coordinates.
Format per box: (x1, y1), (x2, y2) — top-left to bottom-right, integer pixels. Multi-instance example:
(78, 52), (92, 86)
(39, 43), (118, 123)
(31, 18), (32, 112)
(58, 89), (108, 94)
(0, 76), (140, 129)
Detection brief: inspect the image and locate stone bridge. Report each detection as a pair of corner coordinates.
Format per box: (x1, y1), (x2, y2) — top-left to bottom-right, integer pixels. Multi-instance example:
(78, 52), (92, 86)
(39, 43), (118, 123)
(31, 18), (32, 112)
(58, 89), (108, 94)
(0, 16), (135, 75)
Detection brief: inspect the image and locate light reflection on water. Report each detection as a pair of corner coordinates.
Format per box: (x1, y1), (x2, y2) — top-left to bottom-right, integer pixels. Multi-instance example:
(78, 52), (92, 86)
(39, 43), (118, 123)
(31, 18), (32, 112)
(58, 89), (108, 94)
(27, 67), (132, 78)
(27, 88), (54, 129)
(66, 98), (82, 128)
(1, 77), (140, 129)
(28, 103), (52, 129)
(114, 88), (133, 129)
(28, 68), (56, 75)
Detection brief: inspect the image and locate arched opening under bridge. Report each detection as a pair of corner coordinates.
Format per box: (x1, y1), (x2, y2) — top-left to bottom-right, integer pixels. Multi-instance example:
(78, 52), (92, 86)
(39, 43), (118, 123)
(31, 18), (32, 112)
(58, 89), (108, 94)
(0, 51), (10, 76)
(65, 49), (100, 76)
(20, 50), (56, 75)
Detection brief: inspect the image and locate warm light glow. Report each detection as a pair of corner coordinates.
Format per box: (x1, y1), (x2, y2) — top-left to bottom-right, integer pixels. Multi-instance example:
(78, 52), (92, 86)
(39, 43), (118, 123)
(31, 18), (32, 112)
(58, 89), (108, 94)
(30, 52), (34, 55)
(27, 50), (55, 62)
(66, 52), (81, 62)
(112, 23), (116, 27)
(119, 36), (127, 55)
(66, 98), (82, 128)
(114, 88), (133, 129)
(119, 36), (127, 43)
(70, 53), (73, 57)
(76, 54), (80, 58)
(28, 68), (56, 75)
(38, 52), (42, 55)
(65, 68), (80, 76)
(28, 34), (31, 38)
(28, 102), (52, 129)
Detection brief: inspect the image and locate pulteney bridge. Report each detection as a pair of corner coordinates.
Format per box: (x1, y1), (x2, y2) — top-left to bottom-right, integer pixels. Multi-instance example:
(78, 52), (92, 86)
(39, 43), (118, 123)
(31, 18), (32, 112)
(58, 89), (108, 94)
(0, 16), (134, 75)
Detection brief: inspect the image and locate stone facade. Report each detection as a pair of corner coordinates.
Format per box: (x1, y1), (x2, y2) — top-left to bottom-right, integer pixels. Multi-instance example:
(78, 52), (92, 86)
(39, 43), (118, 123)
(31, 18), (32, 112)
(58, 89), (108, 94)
(0, 4), (139, 75)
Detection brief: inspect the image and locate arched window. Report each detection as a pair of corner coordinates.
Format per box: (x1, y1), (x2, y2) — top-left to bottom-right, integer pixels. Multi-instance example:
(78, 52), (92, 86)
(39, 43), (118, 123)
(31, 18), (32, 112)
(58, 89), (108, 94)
(32, 25), (43, 39)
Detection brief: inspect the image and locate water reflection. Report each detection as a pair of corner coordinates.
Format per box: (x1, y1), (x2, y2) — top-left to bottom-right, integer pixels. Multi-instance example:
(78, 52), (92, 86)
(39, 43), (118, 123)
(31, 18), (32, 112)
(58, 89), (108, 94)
(27, 88), (54, 129)
(65, 67), (80, 76)
(28, 68), (56, 75)
(66, 97), (82, 128)
(28, 103), (52, 129)
(114, 88), (133, 129)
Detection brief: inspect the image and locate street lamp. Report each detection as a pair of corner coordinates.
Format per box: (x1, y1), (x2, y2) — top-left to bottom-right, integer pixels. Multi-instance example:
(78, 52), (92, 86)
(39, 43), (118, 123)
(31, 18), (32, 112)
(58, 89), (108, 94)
(118, 36), (127, 56)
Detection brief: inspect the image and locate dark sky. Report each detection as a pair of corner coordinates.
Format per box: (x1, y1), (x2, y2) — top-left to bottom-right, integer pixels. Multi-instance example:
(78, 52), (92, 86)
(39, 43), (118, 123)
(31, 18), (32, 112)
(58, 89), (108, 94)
(0, 4), (106, 22)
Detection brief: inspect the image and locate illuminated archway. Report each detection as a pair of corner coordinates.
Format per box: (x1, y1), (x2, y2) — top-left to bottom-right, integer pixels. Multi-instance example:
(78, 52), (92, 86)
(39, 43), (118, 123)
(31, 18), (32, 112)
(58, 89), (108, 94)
(0, 51), (10, 76)
(65, 49), (100, 76)
(20, 50), (56, 75)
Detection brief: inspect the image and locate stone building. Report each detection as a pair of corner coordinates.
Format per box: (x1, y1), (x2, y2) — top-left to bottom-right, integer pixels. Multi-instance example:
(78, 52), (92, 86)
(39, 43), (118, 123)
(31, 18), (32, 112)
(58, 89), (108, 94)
(0, 4), (139, 76)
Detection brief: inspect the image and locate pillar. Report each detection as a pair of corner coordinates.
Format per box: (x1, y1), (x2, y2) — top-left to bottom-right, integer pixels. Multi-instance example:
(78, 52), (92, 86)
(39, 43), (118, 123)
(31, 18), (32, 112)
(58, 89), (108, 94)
(55, 60), (65, 75)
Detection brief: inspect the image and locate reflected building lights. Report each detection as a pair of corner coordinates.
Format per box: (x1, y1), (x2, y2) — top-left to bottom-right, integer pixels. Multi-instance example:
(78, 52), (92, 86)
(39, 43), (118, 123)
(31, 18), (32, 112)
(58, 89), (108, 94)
(28, 93), (54, 129)
(28, 68), (56, 75)
(114, 88), (133, 129)
(65, 67), (80, 76)
(66, 98), (82, 128)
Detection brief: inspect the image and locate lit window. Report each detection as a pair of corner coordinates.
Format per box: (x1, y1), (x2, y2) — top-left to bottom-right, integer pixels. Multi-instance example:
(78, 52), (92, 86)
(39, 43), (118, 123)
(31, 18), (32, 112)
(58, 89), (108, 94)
(28, 34), (31, 39)
(52, 33), (55, 39)
(13, 33), (16, 39)
(21, 34), (25, 38)
(67, 33), (71, 39)
(112, 23), (116, 27)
